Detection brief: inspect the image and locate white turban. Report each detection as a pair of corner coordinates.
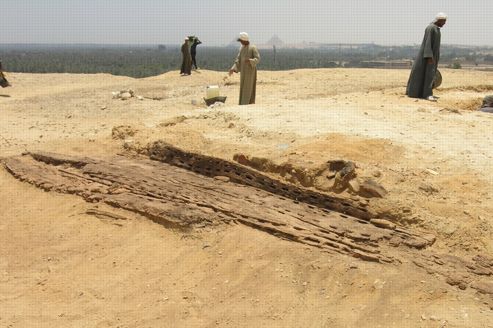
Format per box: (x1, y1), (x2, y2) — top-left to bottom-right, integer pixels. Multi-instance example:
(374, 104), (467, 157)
(237, 32), (249, 42)
(434, 12), (448, 22)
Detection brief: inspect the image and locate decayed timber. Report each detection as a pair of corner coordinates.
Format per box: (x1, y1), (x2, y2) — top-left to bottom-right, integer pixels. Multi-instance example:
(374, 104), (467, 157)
(147, 141), (372, 220)
(2, 151), (493, 303)
(3, 151), (431, 262)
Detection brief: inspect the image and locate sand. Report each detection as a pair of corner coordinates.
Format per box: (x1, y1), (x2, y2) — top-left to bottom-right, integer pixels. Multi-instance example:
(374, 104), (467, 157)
(1, 68), (493, 327)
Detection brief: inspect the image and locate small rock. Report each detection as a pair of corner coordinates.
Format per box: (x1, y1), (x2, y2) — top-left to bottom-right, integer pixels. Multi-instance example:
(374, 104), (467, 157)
(359, 179), (387, 198)
(373, 279), (386, 290)
(120, 92), (132, 100)
(100, 106), (107, 110)
(372, 170), (382, 178)
(111, 125), (137, 140)
(123, 139), (134, 149)
(122, 89), (135, 97)
(209, 101), (225, 108)
(228, 123), (235, 128)
(234, 154), (249, 165)
(471, 281), (493, 295)
(370, 219), (396, 230)
(214, 176), (230, 183)
(425, 169), (439, 176)
(137, 96), (144, 101)
(348, 179), (360, 193)
(446, 275), (468, 290)
(419, 183), (439, 194)
(330, 160), (356, 191)
(443, 225), (457, 236)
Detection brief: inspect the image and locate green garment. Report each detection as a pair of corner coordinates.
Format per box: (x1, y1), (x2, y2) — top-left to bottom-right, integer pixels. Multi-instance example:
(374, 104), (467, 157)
(231, 44), (260, 105)
(180, 41), (192, 75)
(406, 23), (442, 99)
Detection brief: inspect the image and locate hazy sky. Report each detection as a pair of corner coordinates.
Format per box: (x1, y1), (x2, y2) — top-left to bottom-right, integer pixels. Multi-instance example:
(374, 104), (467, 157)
(1, 0), (492, 46)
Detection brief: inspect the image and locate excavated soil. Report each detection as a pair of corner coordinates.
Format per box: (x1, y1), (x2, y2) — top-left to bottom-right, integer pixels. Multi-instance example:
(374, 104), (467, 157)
(1, 69), (493, 327)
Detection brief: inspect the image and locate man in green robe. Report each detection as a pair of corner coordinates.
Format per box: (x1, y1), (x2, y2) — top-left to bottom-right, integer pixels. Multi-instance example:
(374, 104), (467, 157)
(406, 13), (447, 101)
(229, 32), (260, 105)
(180, 38), (192, 76)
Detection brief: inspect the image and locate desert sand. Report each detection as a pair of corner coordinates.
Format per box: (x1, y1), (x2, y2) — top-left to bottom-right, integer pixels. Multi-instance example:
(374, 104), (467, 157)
(1, 68), (493, 327)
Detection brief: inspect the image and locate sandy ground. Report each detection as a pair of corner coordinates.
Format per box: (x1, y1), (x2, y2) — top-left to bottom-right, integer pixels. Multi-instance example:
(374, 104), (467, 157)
(1, 68), (493, 327)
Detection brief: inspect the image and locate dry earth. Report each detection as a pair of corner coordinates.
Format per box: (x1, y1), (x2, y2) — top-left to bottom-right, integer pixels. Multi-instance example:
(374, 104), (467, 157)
(1, 68), (493, 327)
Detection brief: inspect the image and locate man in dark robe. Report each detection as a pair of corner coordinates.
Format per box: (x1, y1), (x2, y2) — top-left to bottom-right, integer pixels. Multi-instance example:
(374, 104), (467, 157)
(191, 38), (202, 70)
(406, 13), (447, 101)
(0, 60), (11, 88)
(480, 95), (493, 113)
(180, 38), (192, 76)
(228, 32), (260, 105)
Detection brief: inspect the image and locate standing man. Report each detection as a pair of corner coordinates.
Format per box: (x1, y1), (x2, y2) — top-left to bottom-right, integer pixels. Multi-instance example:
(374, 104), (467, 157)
(229, 32), (260, 105)
(191, 37), (202, 70)
(406, 13), (447, 101)
(180, 38), (192, 76)
(0, 60), (11, 88)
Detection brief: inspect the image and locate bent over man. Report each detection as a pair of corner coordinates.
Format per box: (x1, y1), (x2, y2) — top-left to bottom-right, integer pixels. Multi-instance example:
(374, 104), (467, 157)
(229, 32), (260, 105)
(406, 13), (447, 101)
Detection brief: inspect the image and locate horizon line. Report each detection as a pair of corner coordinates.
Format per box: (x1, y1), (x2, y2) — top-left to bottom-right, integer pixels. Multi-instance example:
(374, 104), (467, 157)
(1, 42), (492, 48)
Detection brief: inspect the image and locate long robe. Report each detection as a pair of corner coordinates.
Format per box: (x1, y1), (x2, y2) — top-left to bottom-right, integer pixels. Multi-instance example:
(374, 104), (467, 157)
(231, 44), (260, 105)
(406, 24), (442, 99)
(0, 69), (10, 88)
(180, 42), (192, 75)
(0, 60), (9, 88)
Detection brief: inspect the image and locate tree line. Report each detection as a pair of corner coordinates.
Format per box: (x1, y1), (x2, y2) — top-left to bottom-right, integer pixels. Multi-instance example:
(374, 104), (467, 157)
(0, 44), (491, 78)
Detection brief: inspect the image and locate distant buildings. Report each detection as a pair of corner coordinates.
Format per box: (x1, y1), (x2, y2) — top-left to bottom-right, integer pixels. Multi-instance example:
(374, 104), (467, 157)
(359, 60), (412, 69)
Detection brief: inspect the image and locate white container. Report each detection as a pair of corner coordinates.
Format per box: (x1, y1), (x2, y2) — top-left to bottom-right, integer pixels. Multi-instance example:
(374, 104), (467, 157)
(206, 85), (220, 99)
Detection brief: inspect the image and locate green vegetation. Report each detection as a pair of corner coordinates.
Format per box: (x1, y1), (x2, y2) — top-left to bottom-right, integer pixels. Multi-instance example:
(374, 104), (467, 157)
(451, 62), (462, 69)
(0, 44), (490, 78)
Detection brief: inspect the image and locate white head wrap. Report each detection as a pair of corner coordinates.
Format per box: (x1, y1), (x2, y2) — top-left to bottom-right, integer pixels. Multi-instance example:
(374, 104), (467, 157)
(434, 12), (448, 22)
(238, 32), (249, 42)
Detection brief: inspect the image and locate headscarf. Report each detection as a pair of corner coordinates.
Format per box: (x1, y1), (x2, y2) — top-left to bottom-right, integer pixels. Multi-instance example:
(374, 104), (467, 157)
(433, 12), (448, 23)
(237, 32), (249, 42)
